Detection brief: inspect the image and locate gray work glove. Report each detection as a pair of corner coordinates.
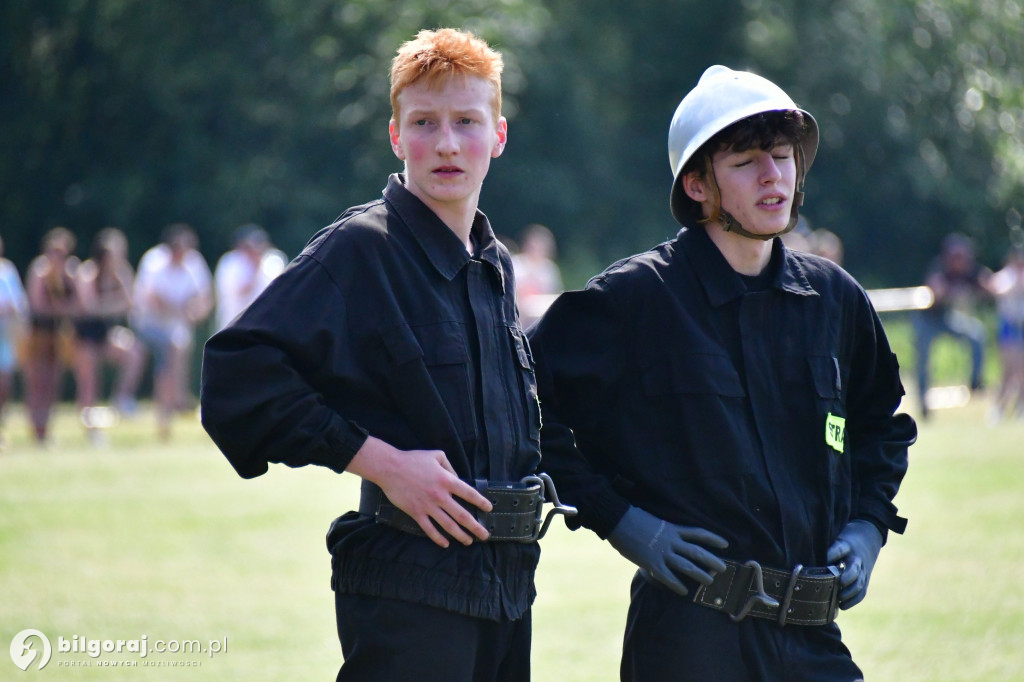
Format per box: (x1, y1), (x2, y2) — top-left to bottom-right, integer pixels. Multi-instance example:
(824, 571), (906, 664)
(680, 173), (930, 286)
(826, 519), (884, 610)
(608, 506), (728, 597)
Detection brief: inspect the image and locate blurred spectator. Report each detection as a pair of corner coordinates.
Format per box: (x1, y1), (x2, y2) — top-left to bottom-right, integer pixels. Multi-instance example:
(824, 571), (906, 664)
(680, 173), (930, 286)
(132, 224), (213, 439)
(512, 223), (563, 328)
(23, 227), (80, 444)
(810, 228), (844, 266)
(780, 213), (814, 253)
(988, 246), (1024, 421)
(0, 234), (28, 448)
(780, 229), (812, 253)
(213, 224), (286, 331)
(913, 233), (992, 418)
(73, 228), (146, 439)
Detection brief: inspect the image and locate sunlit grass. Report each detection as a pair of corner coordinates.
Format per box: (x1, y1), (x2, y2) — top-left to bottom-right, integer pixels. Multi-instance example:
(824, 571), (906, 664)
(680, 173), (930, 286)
(1, 394), (1022, 680)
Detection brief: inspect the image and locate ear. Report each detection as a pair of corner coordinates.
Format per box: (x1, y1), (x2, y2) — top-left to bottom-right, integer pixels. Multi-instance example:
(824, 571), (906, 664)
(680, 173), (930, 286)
(491, 117), (508, 158)
(389, 119), (404, 161)
(682, 171), (708, 202)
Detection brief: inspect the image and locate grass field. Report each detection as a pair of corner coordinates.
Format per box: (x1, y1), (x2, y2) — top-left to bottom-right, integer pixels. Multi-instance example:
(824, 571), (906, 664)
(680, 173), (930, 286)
(1, 385), (1022, 680)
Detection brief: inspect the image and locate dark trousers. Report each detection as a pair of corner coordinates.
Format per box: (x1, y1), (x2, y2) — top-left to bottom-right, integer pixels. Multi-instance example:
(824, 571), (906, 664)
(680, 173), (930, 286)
(621, 572), (864, 682)
(335, 592), (531, 682)
(913, 309), (986, 414)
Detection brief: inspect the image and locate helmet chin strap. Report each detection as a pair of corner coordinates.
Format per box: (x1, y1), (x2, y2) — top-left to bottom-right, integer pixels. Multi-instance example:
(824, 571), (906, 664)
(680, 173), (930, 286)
(719, 191), (804, 241)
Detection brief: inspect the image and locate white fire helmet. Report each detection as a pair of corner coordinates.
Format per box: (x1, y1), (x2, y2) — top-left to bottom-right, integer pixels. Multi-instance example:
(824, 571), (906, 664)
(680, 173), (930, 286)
(668, 65), (819, 229)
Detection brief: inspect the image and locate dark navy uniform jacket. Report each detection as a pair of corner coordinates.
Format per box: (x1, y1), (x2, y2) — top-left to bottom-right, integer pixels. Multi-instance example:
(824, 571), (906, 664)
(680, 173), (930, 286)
(201, 174), (542, 622)
(528, 226), (915, 575)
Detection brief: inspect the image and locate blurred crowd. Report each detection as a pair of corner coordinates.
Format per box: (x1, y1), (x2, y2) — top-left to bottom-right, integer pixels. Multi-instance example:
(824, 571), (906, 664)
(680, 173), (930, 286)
(911, 232), (1024, 422)
(786, 226), (1024, 423)
(2, 219), (1019, 449)
(0, 223), (285, 448)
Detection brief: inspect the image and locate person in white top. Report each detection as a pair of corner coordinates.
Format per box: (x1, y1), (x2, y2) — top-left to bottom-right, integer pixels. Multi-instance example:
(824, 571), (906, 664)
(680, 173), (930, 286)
(0, 234), (28, 446)
(511, 223), (563, 329)
(132, 223), (213, 438)
(213, 224), (286, 331)
(989, 245), (1024, 421)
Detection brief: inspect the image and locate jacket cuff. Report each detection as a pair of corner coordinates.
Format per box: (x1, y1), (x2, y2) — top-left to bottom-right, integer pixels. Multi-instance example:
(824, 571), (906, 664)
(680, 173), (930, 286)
(574, 484), (632, 540)
(855, 498), (908, 540)
(308, 419), (369, 474)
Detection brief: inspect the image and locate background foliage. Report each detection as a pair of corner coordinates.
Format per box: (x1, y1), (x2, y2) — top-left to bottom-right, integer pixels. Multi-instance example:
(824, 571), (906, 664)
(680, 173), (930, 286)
(3, 0), (1024, 287)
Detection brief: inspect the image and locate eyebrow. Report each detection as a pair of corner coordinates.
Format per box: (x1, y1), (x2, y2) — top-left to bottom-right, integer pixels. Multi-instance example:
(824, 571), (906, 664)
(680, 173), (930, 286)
(403, 105), (489, 119)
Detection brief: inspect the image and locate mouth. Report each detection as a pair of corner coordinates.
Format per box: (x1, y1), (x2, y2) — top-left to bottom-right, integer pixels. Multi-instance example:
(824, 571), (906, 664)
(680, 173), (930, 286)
(433, 165), (463, 177)
(758, 196), (786, 207)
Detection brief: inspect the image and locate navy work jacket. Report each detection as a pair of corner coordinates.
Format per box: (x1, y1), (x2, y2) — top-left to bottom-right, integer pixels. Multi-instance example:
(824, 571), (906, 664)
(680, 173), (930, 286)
(529, 226), (915, 574)
(201, 174), (542, 621)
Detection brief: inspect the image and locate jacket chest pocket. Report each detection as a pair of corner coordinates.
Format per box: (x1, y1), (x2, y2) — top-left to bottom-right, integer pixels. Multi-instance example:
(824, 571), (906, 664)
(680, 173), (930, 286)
(782, 354), (844, 413)
(640, 353), (751, 478)
(509, 326), (541, 445)
(782, 353), (850, 510)
(380, 322), (476, 443)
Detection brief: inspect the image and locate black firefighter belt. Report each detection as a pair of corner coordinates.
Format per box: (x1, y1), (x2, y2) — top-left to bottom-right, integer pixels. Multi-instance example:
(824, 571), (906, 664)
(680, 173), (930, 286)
(358, 473), (576, 543)
(693, 559), (842, 627)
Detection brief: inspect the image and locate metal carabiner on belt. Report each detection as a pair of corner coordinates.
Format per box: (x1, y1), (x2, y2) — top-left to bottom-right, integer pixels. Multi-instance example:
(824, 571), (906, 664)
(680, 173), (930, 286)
(730, 560), (781, 622)
(519, 472), (578, 541)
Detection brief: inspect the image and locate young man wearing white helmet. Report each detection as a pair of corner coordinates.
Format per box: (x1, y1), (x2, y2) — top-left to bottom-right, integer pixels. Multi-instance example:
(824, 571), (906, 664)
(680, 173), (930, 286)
(529, 66), (916, 680)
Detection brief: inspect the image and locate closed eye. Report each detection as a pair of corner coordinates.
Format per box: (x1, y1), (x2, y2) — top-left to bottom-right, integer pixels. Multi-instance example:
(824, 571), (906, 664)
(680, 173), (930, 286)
(772, 144), (794, 160)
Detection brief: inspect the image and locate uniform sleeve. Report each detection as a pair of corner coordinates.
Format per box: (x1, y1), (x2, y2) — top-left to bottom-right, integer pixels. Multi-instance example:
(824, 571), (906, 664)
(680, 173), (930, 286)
(200, 255), (368, 479)
(846, 287), (917, 539)
(529, 284), (632, 538)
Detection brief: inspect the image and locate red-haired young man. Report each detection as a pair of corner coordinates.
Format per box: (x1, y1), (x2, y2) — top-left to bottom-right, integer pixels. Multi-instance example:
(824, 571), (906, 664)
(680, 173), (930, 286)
(202, 29), (569, 682)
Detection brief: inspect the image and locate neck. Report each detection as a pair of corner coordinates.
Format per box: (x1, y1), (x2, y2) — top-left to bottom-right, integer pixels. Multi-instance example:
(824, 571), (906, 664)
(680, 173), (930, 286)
(408, 191), (479, 253)
(705, 223), (773, 276)
(445, 221), (473, 254)
(434, 207), (475, 251)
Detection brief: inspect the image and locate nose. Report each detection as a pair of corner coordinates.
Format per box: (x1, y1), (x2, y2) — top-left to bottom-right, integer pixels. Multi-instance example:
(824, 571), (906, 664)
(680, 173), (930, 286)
(760, 154), (783, 183)
(436, 122), (459, 155)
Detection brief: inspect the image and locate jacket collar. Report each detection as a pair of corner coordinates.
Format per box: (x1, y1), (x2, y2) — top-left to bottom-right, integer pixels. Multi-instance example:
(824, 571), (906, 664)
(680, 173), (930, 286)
(383, 174), (505, 292)
(679, 226), (817, 307)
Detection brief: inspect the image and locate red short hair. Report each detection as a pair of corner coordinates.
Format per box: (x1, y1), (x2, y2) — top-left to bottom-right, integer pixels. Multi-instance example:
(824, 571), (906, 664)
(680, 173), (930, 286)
(390, 28), (503, 126)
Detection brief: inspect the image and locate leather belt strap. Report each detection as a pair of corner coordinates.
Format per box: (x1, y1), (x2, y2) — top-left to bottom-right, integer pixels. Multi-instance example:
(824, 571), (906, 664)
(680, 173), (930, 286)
(692, 559), (841, 626)
(358, 473), (576, 543)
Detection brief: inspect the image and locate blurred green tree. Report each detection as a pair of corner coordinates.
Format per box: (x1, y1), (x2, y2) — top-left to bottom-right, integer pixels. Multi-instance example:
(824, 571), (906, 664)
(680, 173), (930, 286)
(0, 0), (548, 265)
(1, 0), (1021, 289)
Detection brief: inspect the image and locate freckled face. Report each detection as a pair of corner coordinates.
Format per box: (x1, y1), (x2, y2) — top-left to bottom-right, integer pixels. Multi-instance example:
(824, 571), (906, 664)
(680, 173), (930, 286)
(390, 76), (507, 219)
(710, 144), (797, 236)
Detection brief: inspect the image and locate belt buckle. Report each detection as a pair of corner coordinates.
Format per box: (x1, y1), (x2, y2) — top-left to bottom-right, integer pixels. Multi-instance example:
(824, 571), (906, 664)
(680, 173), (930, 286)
(519, 472), (577, 541)
(730, 560), (781, 623)
(778, 564), (842, 626)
